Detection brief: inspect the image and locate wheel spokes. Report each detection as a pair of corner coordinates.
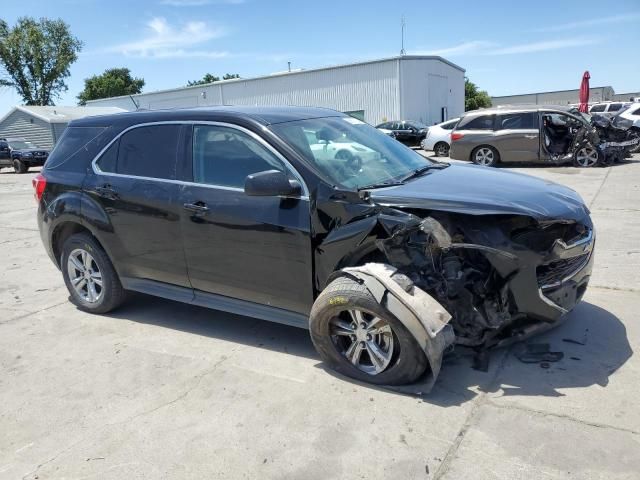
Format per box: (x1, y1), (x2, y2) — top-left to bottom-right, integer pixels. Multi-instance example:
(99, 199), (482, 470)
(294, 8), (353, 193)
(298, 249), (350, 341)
(345, 340), (364, 365)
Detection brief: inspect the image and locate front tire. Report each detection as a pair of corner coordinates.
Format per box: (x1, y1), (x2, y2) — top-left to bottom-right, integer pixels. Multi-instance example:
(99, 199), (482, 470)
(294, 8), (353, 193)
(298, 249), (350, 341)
(471, 146), (499, 166)
(573, 144), (601, 167)
(61, 233), (125, 314)
(13, 159), (28, 173)
(309, 276), (428, 385)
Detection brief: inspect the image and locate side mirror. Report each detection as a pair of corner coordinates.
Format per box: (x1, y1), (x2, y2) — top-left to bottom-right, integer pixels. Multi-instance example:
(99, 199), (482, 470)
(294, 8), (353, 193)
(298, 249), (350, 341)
(244, 170), (302, 197)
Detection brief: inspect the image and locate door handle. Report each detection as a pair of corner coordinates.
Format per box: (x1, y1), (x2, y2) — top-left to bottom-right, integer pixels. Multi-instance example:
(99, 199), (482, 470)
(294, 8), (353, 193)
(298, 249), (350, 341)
(95, 184), (118, 200)
(183, 202), (210, 213)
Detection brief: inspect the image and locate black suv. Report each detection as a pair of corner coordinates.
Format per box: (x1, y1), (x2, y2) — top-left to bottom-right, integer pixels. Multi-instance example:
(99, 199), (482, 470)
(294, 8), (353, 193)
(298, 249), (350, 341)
(0, 138), (49, 173)
(36, 107), (595, 388)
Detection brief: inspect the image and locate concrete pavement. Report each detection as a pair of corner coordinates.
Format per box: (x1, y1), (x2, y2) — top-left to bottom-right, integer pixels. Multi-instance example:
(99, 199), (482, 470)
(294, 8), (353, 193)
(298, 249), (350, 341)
(0, 156), (638, 479)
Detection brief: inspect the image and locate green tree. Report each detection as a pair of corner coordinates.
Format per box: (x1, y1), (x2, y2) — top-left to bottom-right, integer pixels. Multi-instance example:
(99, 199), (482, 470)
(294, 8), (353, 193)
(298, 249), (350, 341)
(77, 68), (145, 105)
(187, 73), (240, 86)
(465, 77), (492, 111)
(0, 17), (82, 105)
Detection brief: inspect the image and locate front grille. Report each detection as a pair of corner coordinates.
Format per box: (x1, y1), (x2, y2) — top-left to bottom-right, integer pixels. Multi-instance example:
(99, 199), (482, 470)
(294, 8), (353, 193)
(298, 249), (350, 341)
(537, 252), (590, 289)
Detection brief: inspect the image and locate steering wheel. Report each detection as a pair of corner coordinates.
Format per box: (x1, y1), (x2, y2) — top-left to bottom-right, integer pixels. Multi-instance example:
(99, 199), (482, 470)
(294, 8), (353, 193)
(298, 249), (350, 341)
(335, 150), (362, 172)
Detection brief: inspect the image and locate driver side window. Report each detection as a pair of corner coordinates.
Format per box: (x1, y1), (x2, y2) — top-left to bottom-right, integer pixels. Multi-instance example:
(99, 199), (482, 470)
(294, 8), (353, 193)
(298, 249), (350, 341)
(192, 125), (287, 188)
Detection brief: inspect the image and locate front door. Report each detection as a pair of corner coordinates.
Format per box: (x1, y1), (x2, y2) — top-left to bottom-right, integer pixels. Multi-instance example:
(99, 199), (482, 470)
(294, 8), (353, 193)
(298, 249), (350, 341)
(84, 123), (190, 288)
(0, 141), (10, 166)
(493, 112), (540, 162)
(178, 123), (313, 314)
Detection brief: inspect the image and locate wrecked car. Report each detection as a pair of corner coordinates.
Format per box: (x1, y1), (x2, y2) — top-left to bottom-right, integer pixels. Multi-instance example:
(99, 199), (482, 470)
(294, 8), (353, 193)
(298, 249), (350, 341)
(449, 105), (640, 167)
(35, 107), (595, 390)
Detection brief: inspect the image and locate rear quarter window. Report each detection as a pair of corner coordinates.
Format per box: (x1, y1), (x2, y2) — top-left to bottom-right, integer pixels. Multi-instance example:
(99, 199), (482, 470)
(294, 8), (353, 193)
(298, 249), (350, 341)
(44, 126), (110, 171)
(460, 115), (494, 130)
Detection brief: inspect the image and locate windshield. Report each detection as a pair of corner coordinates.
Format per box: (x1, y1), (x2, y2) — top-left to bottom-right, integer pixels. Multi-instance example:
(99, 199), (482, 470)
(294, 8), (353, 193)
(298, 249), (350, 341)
(271, 116), (433, 189)
(9, 140), (35, 149)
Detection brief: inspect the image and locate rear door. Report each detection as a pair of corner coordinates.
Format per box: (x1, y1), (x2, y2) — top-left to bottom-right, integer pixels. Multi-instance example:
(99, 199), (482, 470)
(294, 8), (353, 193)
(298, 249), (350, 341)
(0, 141), (10, 166)
(178, 122), (313, 314)
(493, 112), (539, 162)
(85, 123), (191, 289)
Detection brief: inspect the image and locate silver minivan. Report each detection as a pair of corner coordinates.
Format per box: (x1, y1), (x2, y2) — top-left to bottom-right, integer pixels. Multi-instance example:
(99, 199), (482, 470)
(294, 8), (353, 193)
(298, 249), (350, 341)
(449, 105), (601, 167)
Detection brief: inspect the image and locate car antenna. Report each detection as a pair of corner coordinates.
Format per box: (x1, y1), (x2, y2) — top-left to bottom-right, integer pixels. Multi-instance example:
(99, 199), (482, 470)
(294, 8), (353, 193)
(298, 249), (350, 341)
(129, 95), (140, 111)
(400, 15), (406, 56)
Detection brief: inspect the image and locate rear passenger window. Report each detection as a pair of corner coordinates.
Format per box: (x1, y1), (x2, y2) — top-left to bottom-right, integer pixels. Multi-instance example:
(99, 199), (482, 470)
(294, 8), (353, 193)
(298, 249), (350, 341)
(632, 107), (640, 116)
(192, 125), (286, 188)
(590, 104), (606, 112)
(462, 115), (494, 130)
(497, 112), (536, 130)
(97, 124), (180, 179)
(441, 121), (457, 130)
(608, 103), (622, 112)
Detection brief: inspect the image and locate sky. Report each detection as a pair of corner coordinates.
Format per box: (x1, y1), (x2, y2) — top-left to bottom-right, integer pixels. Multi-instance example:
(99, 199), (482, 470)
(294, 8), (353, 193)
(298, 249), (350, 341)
(0, 0), (639, 115)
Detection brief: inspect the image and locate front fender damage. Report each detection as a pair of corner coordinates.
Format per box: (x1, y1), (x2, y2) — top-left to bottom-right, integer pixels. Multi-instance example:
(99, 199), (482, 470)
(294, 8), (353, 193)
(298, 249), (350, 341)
(340, 263), (455, 394)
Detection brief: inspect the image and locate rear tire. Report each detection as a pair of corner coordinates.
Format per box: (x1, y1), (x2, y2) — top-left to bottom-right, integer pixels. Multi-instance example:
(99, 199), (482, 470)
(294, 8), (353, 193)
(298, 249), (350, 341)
(61, 233), (125, 314)
(13, 159), (28, 173)
(434, 142), (450, 157)
(309, 276), (428, 385)
(471, 146), (499, 166)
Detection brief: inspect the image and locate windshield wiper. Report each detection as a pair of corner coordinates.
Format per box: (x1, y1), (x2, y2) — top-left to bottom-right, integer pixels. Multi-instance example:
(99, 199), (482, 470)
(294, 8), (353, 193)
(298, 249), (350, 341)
(356, 180), (405, 191)
(399, 162), (449, 182)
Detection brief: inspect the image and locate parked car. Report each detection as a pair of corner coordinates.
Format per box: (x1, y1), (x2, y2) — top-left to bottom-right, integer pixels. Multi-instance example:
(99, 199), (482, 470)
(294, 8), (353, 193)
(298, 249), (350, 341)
(419, 118), (459, 156)
(449, 105), (639, 167)
(375, 120), (428, 146)
(35, 106), (594, 388)
(588, 102), (629, 117)
(617, 103), (640, 123)
(0, 138), (49, 173)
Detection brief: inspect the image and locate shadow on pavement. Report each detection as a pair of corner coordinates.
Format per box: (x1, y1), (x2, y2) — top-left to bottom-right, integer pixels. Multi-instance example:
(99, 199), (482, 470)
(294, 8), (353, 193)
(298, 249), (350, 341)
(101, 294), (631, 406)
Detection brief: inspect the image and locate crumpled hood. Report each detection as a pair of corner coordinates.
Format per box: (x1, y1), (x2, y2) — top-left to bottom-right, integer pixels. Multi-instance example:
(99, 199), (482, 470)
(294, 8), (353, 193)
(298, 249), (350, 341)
(370, 163), (590, 222)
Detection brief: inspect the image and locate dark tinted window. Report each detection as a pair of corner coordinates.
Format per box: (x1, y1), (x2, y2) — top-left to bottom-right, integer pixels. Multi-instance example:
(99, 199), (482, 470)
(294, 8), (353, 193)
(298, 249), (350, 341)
(608, 103), (622, 112)
(461, 115), (494, 130)
(440, 120), (458, 130)
(377, 122), (391, 129)
(44, 126), (108, 170)
(631, 106), (640, 116)
(97, 139), (119, 173)
(590, 104), (606, 112)
(192, 125), (285, 188)
(117, 125), (180, 179)
(497, 112), (537, 130)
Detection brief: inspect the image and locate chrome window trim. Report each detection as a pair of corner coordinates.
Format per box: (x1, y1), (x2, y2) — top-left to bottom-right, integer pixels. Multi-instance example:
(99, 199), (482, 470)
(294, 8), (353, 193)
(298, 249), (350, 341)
(90, 120), (309, 199)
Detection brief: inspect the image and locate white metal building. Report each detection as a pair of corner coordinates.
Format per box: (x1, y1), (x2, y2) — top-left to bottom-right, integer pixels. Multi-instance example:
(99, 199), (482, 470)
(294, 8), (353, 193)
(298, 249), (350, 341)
(491, 86), (616, 107)
(0, 105), (125, 149)
(86, 56), (465, 126)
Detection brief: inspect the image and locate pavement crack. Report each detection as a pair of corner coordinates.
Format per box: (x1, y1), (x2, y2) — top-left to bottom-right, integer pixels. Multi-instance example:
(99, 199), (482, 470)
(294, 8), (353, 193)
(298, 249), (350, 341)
(588, 166), (612, 209)
(484, 400), (640, 436)
(0, 300), (69, 326)
(432, 346), (514, 479)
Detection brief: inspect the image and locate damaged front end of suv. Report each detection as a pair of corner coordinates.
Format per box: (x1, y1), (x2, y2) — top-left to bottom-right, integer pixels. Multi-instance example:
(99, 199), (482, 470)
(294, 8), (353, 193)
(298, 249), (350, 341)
(310, 166), (594, 392)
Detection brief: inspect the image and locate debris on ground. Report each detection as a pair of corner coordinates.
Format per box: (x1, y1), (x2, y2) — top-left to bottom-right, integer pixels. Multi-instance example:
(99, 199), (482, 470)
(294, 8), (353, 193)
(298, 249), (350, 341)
(515, 343), (564, 364)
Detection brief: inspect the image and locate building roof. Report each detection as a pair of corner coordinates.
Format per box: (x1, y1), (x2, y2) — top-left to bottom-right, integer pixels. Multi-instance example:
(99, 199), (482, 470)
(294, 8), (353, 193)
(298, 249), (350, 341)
(0, 105), (126, 124)
(86, 55), (465, 104)
(71, 105), (347, 128)
(491, 86), (613, 99)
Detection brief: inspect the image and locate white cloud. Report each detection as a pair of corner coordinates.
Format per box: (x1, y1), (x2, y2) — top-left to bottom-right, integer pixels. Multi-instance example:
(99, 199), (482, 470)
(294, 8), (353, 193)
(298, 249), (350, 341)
(487, 37), (600, 55)
(415, 40), (496, 57)
(534, 13), (640, 32)
(160, 0), (244, 6)
(107, 17), (228, 58)
(414, 37), (600, 57)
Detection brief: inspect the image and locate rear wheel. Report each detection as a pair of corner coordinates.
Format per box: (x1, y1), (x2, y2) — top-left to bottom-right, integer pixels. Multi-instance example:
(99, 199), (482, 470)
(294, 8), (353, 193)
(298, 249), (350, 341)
(61, 233), (125, 314)
(309, 276), (427, 385)
(434, 142), (450, 157)
(13, 159), (28, 173)
(573, 145), (600, 167)
(471, 146), (499, 166)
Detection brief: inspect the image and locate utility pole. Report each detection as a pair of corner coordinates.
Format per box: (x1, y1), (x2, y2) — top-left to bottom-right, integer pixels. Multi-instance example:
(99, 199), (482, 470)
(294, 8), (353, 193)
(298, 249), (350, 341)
(287, 61), (291, 72)
(400, 16), (406, 56)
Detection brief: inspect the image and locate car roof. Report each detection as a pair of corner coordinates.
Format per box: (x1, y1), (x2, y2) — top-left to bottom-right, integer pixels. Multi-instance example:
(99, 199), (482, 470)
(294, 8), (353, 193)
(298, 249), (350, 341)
(69, 105), (346, 128)
(462, 104), (578, 118)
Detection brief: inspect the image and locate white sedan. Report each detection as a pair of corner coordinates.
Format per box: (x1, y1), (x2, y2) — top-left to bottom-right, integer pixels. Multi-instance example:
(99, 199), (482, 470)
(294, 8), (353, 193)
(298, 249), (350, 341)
(420, 118), (459, 157)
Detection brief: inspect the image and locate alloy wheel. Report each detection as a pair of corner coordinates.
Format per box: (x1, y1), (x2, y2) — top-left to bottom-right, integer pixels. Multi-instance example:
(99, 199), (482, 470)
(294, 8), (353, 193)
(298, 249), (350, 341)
(575, 146), (599, 167)
(435, 143), (449, 157)
(329, 309), (394, 375)
(474, 147), (494, 165)
(67, 248), (103, 303)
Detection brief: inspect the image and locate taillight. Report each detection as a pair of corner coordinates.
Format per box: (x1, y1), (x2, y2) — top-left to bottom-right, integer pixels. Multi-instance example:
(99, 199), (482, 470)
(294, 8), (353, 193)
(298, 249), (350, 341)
(451, 132), (464, 141)
(32, 173), (47, 202)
